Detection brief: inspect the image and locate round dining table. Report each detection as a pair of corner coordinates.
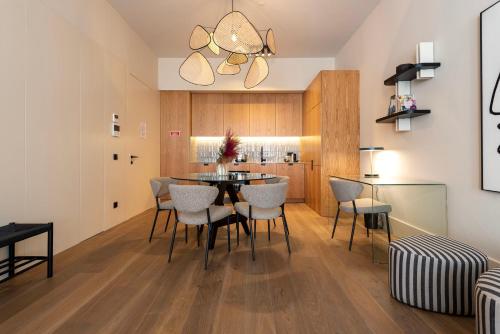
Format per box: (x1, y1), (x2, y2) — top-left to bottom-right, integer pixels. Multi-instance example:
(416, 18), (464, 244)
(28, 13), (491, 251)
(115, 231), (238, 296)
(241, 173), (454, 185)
(170, 172), (277, 249)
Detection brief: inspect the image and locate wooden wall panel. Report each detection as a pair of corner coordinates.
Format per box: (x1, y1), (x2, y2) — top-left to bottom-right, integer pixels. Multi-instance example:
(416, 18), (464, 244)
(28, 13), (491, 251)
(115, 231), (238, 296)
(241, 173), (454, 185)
(160, 91), (191, 177)
(192, 93), (224, 136)
(249, 94), (276, 136)
(320, 71), (360, 216)
(223, 93), (250, 136)
(276, 94), (302, 136)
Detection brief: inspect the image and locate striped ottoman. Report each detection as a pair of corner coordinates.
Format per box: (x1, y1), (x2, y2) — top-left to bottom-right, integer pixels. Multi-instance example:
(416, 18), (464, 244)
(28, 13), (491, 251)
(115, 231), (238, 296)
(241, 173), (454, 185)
(476, 268), (500, 334)
(389, 235), (488, 316)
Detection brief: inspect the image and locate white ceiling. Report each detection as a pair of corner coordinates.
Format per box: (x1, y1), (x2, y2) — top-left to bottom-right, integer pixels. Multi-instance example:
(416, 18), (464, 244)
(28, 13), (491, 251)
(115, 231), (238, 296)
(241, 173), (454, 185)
(107, 0), (380, 58)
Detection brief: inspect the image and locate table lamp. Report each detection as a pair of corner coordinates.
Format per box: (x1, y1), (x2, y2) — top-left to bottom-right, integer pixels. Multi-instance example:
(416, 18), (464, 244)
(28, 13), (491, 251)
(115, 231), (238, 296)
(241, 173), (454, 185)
(360, 147), (384, 178)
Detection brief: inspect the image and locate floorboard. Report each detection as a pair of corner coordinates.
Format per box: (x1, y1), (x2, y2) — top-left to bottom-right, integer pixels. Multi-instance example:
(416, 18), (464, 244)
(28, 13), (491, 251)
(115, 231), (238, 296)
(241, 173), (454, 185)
(0, 204), (475, 333)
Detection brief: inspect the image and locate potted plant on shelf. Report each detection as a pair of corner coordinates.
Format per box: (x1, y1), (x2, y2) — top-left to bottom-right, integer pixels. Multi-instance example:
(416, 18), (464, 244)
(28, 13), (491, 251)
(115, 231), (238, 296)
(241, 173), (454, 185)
(216, 129), (240, 175)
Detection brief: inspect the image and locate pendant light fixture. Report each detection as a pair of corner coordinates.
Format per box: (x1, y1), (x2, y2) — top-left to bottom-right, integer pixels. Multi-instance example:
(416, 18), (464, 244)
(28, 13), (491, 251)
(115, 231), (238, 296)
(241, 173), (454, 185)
(179, 0), (276, 88)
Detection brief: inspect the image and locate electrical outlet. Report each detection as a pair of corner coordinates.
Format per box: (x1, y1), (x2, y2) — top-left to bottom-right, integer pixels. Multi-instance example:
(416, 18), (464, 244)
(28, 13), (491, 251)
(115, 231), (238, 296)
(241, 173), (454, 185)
(113, 202), (118, 209)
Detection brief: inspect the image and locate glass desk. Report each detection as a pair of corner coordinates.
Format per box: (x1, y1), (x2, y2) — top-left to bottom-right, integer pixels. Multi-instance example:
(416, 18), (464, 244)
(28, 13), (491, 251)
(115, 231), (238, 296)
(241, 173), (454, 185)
(331, 175), (447, 263)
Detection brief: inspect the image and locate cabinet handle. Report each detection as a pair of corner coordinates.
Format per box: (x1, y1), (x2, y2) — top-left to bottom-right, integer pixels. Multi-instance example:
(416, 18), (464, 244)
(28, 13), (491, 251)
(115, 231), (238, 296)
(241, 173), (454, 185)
(311, 160), (314, 171)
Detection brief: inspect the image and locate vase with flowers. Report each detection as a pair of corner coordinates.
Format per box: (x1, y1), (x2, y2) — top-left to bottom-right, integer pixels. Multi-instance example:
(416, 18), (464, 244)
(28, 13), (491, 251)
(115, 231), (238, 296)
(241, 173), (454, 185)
(216, 129), (240, 175)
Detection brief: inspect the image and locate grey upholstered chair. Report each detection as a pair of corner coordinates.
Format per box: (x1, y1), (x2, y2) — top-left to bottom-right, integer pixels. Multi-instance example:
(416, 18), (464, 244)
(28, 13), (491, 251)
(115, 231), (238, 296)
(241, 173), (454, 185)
(168, 184), (233, 269)
(149, 177), (178, 242)
(235, 182), (290, 260)
(329, 178), (392, 251)
(265, 176), (289, 226)
(264, 175), (290, 184)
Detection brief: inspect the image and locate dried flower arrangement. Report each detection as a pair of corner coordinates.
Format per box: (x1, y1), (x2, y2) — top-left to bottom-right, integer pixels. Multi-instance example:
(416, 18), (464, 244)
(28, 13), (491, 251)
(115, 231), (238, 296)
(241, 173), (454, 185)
(217, 129), (240, 164)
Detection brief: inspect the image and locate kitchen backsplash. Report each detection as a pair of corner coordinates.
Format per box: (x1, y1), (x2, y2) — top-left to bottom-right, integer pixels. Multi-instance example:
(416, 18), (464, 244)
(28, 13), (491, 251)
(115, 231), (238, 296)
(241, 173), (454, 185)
(190, 137), (301, 163)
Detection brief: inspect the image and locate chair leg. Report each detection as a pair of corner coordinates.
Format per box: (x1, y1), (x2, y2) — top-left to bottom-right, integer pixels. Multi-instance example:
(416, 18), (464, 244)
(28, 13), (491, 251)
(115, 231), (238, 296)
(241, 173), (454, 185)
(385, 213), (391, 243)
(348, 214), (358, 251)
(185, 224), (188, 243)
(267, 220), (271, 242)
(168, 219), (179, 262)
(366, 226), (370, 238)
(331, 203), (340, 239)
(236, 213), (240, 246)
(227, 217), (231, 253)
(204, 223), (212, 270)
(164, 210), (172, 232)
(253, 219), (257, 240)
(273, 218), (276, 227)
(282, 214), (291, 254)
(149, 209), (160, 243)
(249, 219), (255, 261)
(197, 226), (201, 247)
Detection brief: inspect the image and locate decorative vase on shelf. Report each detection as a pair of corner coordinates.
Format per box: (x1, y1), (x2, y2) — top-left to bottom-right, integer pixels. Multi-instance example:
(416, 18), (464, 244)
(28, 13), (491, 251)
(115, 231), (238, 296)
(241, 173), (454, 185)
(216, 162), (227, 176)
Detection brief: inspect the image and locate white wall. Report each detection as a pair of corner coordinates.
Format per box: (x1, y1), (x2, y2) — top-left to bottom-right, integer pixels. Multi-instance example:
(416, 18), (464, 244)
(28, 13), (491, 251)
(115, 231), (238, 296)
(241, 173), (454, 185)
(335, 0), (500, 262)
(0, 0), (159, 257)
(158, 57), (335, 91)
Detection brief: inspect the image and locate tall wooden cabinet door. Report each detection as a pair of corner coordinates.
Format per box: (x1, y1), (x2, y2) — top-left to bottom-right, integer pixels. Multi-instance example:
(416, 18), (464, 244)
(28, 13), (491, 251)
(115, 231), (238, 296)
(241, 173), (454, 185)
(249, 94), (276, 136)
(223, 93), (250, 136)
(161, 91), (191, 177)
(276, 94), (302, 136)
(311, 104), (322, 166)
(192, 93), (224, 136)
(304, 164), (321, 214)
(276, 163), (304, 200)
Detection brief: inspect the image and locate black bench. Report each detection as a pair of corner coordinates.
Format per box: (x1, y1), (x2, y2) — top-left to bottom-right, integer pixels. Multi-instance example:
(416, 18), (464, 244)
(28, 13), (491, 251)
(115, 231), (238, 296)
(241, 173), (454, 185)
(0, 223), (53, 283)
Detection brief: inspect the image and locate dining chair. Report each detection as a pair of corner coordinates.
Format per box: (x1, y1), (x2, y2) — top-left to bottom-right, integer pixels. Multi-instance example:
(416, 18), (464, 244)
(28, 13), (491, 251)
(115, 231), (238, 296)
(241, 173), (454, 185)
(235, 182), (290, 261)
(329, 178), (392, 251)
(149, 177), (178, 242)
(265, 176), (289, 227)
(168, 184), (233, 269)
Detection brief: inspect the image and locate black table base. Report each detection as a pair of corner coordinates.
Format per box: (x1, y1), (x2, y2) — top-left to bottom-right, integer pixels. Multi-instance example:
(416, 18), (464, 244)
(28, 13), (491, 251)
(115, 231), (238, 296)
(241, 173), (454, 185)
(209, 182), (250, 249)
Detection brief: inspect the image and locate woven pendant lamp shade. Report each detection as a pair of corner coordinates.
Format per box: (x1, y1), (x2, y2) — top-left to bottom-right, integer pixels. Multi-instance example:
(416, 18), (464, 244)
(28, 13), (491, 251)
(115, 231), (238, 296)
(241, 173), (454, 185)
(213, 11), (263, 54)
(244, 56), (268, 89)
(179, 52), (214, 86)
(226, 52), (248, 65)
(189, 25), (210, 50)
(217, 60), (240, 75)
(266, 29), (276, 54)
(208, 32), (220, 55)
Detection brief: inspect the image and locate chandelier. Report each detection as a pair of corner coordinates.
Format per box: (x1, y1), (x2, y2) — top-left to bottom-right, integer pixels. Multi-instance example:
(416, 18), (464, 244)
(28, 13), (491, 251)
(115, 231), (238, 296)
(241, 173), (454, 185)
(179, 0), (276, 89)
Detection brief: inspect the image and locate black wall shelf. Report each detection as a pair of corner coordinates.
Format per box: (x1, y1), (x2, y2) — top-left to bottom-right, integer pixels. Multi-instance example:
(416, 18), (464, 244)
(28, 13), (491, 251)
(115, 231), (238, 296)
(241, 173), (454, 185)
(384, 63), (441, 86)
(376, 110), (431, 123)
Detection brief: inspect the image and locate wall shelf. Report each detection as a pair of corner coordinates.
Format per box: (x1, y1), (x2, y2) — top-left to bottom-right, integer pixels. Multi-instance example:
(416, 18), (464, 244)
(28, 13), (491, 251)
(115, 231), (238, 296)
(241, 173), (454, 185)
(384, 63), (441, 86)
(376, 110), (431, 123)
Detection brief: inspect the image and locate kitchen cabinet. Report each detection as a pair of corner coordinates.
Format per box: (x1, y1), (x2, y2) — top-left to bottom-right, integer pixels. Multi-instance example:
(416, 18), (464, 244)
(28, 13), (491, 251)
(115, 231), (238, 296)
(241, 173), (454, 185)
(191, 93), (224, 136)
(228, 162), (251, 172)
(276, 163), (304, 201)
(302, 71), (360, 216)
(249, 94), (276, 136)
(160, 91), (191, 178)
(276, 94), (302, 136)
(223, 93), (250, 136)
(189, 162), (215, 173)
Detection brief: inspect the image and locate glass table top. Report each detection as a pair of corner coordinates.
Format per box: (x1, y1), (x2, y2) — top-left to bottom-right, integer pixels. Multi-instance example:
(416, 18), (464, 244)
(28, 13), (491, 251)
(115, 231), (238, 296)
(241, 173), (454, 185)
(331, 175), (446, 186)
(171, 172), (276, 183)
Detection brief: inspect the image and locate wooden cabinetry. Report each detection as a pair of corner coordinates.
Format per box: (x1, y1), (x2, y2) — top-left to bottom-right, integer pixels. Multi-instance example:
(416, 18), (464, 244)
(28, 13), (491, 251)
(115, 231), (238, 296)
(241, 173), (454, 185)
(161, 91), (191, 177)
(190, 93), (303, 137)
(302, 71), (360, 216)
(189, 162), (215, 173)
(228, 162), (251, 172)
(191, 93), (224, 136)
(249, 94), (276, 136)
(276, 94), (302, 136)
(223, 93), (250, 136)
(276, 163), (304, 201)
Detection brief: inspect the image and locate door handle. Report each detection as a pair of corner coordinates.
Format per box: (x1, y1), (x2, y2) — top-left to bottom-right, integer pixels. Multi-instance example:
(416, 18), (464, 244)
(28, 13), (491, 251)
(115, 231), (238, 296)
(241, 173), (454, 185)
(130, 155), (139, 165)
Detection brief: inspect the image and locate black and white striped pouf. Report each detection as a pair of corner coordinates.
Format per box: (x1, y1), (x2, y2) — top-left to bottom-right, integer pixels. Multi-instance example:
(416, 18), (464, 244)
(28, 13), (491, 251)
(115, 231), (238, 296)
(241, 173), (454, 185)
(389, 235), (488, 316)
(475, 268), (500, 334)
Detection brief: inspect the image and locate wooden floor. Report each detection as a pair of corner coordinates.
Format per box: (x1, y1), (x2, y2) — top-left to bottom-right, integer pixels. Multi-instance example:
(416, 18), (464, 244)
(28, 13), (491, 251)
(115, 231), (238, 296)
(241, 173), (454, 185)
(0, 204), (474, 333)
